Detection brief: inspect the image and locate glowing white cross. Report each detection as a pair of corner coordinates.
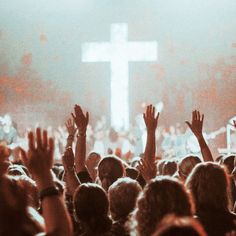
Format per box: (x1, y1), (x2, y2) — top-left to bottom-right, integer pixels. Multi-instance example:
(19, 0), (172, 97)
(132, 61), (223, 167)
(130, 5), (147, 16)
(82, 23), (158, 130)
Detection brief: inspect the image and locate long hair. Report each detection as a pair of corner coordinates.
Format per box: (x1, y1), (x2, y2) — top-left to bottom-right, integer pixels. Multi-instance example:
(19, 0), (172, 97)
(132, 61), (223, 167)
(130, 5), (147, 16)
(186, 162), (231, 213)
(73, 183), (112, 234)
(135, 176), (193, 236)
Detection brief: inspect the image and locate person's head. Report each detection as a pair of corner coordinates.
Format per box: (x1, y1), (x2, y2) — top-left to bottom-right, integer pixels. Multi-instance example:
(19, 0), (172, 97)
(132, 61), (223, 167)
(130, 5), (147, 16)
(73, 183), (112, 234)
(186, 162), (231, 213)
(125, 167), (139, 180)
(10, 175), (39, 209)
(220, 155), (235, 174)
(0, 176), (41, 235)
(130, 156), (141, 169)
(86, 152), (101, 181)
(98, 156), (125, 191)
(108, 177), (141, 221)
(177, 155), (201, 182)
(135, 176), (193, 236)
(152, 215), (206, 236)
(162, 160), (177, 176)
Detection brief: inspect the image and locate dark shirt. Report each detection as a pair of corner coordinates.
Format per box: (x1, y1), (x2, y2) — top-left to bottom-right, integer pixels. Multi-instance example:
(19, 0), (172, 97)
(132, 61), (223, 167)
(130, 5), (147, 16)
(196, 209), (236, 236)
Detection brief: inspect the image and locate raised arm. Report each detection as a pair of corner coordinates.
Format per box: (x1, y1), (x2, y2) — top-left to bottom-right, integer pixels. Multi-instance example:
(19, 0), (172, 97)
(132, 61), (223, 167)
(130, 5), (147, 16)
(185, 110), (213, 162)
(65, 118), (76, 149)
(62, 147), (80, 195)
(71, 104), (89, 173)
(143, 104), (160, 164)
(20, 128), (72, 236)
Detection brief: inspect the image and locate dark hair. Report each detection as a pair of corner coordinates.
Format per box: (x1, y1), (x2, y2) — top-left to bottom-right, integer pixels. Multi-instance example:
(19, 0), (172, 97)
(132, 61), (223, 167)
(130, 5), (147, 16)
(178, 156), (201, 181)
(186, 162), (231, 213)
(152, 215), (206, 236)
(125, 167), (139, 179)
(135, 176), (193, 236)
(220, 155), (235, 174)
(162, 160), (177, 176)
(0, 176), (42, 235)
(108, 177), (141, 221)
(73, 183), (112, 234)
(98, 156), (125, 190)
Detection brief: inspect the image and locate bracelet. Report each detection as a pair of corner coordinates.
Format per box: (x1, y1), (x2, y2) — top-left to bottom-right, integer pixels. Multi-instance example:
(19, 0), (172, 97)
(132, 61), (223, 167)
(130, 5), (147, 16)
(39, 186), (60, 201)
(77, 133), (86, 138)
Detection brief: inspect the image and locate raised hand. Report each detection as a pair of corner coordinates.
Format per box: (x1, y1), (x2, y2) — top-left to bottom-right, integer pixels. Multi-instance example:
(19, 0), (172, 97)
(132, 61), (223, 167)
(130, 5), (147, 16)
(62, 147), (80, 195)
(143, 104), (159, 163)
(186, 110), (213, 162)
(143, 104), (159, 133)
(20, 128), (54, 183)
(185, 110), (204, 139)
(62, 147), (75, 172)
(65, 118), (76, 136)
(71, 105), (89, 136)
(137, 158), (157, 182)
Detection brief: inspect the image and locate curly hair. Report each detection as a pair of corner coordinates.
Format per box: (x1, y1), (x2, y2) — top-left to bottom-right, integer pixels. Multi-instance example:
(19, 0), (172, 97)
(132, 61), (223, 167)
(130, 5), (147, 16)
(135, 176), (193, 236)
(186, 162), (231, 213)
(108, 177), (141, 221)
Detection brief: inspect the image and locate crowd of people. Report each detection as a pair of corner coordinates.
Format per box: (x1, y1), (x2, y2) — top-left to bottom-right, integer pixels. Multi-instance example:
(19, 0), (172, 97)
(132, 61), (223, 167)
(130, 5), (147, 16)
(0, 104), (236, 236)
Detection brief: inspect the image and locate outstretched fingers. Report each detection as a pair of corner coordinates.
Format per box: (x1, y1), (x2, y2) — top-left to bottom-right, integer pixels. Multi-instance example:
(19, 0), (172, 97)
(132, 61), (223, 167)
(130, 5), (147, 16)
(20, 148), (28, 166)
(28, 131), (35, 151)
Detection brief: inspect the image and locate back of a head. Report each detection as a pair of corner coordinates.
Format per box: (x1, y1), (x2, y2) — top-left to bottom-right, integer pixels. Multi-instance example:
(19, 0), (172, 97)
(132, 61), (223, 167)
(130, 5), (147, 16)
(98, 156), (125, 191)
(0, 176), (41, 236)
(178, 155), (201, 180)
(186, 162), (230, 212)
(74, 183), (112, 234)
(135, 176), (193, 236)
(220, 155), (236, 174)
(108, 177), (141, 221)
(125, 167), (139, 179)
(162, 160), (177, 176)
(152, 215), (206, 236)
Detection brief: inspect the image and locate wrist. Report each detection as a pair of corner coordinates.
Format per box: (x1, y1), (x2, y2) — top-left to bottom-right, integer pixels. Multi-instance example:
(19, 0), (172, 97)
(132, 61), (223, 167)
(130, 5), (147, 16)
(77, 133), (86, 138)
(35, 172), (55, 192)
(65, 165), (75, 173)
(78, 128), (87, 136)
(147, 130), (155, 135)
(39, 185), (60, 201)
(196, 133), (204, 140)
(67, 134), (74, 139)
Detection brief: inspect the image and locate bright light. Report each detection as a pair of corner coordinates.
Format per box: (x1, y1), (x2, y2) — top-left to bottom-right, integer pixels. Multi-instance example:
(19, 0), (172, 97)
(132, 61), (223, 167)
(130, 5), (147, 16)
(82, 23), (158, 130)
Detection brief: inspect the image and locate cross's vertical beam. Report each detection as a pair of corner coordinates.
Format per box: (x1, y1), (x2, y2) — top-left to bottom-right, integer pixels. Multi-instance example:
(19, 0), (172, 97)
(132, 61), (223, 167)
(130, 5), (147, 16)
(81, 23), (158, 131)
(110, 24), (129, 130)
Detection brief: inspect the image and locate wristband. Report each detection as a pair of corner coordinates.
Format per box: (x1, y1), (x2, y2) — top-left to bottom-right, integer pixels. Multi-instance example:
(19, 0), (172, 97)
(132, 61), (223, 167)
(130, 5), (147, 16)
(39, 186), (60, 201)
(77, 133), (86, 138)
